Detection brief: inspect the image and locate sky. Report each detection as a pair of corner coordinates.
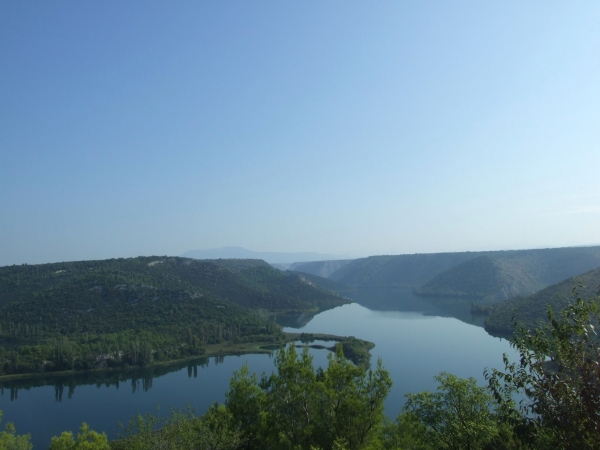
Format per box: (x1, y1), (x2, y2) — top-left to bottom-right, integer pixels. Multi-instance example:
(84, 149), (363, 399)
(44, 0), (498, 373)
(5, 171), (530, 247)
(1, 1), (600, 266)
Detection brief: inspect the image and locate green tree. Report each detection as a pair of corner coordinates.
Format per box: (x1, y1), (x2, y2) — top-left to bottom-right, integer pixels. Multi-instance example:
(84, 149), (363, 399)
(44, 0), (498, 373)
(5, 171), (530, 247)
(486, 289), (600, 449)
(226, 344), (391, 450)
(312, 347), (391, 450)
(0, 410), (32, 450)
(378, 414), (433, 450)
(48, 423), (109, 450)
(403, 372), (499, 450)
(226, 364), (266, 447)
(259, 344), (318, 448)
(110, 405), (241, 450)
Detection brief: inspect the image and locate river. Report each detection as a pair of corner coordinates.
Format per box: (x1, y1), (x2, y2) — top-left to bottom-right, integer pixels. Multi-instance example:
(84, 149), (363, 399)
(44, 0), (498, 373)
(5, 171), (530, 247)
(0, 288), (517, 448)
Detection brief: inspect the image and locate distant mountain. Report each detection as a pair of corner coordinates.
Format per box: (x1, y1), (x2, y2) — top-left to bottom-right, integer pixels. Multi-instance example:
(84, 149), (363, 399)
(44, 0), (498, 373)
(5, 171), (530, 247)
(326, 247), (600, 293)
(484, 266), (600, 335)
(181, 247), (345, 264)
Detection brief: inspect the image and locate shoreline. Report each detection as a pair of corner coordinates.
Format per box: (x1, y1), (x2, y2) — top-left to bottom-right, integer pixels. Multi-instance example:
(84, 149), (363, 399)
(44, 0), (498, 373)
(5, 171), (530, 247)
(0, 332), (357, 383)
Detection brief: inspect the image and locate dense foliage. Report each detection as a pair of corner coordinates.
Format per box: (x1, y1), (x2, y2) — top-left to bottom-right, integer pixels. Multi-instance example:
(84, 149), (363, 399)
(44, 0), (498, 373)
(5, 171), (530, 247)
(486, 291), (600, 448)
(0, 410), (32, 450)
(0, 257), (347, 376)
(226, 344), (392, 449)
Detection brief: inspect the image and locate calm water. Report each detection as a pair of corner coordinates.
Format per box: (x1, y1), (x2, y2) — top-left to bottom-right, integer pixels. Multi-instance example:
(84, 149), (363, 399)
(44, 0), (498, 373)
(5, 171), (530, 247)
(0, 289), (516, 448)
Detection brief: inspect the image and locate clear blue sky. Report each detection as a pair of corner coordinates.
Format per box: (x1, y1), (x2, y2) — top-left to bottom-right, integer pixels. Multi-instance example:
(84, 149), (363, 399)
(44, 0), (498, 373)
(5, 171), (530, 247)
(1, 1), (599, 266)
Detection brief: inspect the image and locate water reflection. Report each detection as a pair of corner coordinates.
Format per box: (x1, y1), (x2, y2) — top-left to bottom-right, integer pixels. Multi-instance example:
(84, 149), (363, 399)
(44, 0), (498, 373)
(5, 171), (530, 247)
(278, 288), (491, 330)
(0, 357), (214, 402)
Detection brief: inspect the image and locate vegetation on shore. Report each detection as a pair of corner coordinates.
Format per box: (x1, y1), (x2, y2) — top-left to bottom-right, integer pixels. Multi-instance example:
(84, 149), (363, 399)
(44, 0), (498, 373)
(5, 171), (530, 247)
(0, 257), (348, 378)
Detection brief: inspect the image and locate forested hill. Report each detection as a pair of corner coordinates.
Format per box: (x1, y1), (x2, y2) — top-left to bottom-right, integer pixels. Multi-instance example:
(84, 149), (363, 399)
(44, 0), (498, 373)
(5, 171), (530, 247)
(323, 246), (600, 292)
(0, 257), (347, 313)
(0, 257), (348, 377)
(484, 266), (600, 335)
(416, 256), (507, 298)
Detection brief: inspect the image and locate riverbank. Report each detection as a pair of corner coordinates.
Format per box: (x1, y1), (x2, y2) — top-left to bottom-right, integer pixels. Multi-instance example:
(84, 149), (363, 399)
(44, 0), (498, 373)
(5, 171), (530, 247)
(0, 332), (372, 383)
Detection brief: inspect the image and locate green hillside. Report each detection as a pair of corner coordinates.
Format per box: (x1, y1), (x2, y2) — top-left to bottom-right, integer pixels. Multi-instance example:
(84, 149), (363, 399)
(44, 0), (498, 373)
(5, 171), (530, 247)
(325, 247), (600, 295)
(0, 257), (348, 377)
(328, 253), (486, 287)
(484, 266), (600, 335)
(416, 256), (503, 298)
(416, 255), (538, 300)
(415, 247), (600, 301)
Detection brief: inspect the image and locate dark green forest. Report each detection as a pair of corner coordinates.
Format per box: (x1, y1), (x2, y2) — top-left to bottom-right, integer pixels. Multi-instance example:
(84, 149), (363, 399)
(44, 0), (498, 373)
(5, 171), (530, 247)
(0, 257), (348, 377)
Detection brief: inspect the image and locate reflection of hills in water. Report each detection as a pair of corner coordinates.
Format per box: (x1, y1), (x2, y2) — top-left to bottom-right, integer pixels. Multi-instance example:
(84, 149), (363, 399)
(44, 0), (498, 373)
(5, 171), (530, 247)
(279, 288), (487, 329)
(0, 356), (230, 402)
(351, 288), (489, 327)
(349, 288), (488, 328)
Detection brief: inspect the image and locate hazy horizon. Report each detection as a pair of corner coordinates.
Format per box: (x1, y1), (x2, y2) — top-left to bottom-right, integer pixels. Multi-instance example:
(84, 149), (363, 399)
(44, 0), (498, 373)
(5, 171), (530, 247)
(4, 243), (600, 268)
(2, 2), (599, 266)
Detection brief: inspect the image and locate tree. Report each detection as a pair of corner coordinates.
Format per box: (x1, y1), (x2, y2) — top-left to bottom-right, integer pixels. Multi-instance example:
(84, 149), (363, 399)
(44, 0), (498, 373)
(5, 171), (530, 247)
(378, 414), (433, 450)
(402, 372), (499, 450)
(226, 344), (392, 450)
(109, 405), (241, 450)
(258, 344), (318, 449)
(312, 346), (391, 450)
(48, 423), (109, 450)
(0, 410), (32, 450)
(226, 364), (265, 447)
(486, 288), (600, 449)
